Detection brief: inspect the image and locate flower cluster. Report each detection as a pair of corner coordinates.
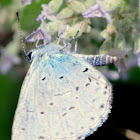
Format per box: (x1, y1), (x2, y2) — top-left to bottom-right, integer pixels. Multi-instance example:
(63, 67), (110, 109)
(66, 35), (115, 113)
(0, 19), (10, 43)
(26, 0), (121, 44)
(0, 0), (140, 81)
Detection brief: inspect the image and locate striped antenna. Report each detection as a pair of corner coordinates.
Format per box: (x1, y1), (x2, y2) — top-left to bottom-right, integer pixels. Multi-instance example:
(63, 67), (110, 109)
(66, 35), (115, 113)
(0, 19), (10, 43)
(60, 19), (88, 52)
(16, 11), (30, 61)
(60, 30), (79, 52)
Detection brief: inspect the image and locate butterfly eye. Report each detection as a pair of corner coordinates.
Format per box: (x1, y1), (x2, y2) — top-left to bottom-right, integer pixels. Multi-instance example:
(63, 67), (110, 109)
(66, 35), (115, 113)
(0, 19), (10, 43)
(27, 50), (34, 61)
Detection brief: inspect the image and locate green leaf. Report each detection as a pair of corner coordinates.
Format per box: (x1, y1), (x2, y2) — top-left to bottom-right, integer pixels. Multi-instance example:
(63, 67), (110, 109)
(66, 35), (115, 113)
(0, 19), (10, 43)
(0, 73), (23, 140)
(0, 0), (12, 6)
(20, 0), (50, 31)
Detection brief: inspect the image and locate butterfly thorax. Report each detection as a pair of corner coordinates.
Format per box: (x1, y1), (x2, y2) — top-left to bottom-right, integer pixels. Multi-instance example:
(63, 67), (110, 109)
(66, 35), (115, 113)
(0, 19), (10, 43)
(30, 44), (67, 62)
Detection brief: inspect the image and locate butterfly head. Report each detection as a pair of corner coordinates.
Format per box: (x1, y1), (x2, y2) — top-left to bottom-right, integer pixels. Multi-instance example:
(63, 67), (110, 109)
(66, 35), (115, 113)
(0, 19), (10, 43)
(26, 44), (67, 63)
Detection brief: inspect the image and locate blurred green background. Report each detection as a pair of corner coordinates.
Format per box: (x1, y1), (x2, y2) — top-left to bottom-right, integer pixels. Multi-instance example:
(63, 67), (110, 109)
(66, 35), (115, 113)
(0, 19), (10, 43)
(0, 0), (140, 140)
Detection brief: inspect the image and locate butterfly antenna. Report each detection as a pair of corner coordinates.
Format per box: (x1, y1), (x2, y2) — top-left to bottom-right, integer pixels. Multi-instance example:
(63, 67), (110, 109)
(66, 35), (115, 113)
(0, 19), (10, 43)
(56, 32), (64, 44)
(60, 30), (79, 52)
(16, 11), (30, 61)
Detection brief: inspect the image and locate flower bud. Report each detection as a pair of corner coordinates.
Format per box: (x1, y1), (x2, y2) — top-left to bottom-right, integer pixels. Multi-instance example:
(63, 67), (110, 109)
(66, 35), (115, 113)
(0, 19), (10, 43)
(133, 33), (140, 67)
(57, 7), (74, 20)
(67, 0), (86, 13)
(101, 24), (115, 39)
(60, 20), (89, 39)
(36, 4), (57, 22)
(46, 20), (63, 34)
(85, 25), (91, 33)
(134, 34), (140, 54)
(97, 0), (122, 11)
(114, 33), (126, 50)
(112, 33), (131, 59)
(48, 0), (63, 13)
(99, 38), (112, 54)
(84, 0), (96, 9)
(120, 17), (133, 33)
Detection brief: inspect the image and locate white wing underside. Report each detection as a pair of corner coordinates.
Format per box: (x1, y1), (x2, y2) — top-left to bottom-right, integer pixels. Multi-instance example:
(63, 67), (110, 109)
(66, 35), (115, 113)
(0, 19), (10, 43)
(12, 54), (112, 140)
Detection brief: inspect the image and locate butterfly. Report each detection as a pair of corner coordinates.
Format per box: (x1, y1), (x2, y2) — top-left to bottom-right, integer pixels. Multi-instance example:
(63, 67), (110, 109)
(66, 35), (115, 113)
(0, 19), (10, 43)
(12, 43), (117, 140)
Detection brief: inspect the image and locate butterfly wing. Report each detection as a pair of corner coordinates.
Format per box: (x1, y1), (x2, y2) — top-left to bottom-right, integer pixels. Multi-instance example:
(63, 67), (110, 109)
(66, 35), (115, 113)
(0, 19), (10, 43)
(12, 60), (47, 140)
(12, 54), (112, 140)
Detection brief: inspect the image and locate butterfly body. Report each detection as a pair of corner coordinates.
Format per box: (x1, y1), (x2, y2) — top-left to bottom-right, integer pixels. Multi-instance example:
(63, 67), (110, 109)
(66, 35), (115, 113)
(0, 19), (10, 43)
(12, 44), (113, 140)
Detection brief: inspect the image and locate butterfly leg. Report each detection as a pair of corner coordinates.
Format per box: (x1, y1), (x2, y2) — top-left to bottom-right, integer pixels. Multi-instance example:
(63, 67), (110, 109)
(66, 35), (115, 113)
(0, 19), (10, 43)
(72, 54), (117, 66)
(74, 40), (78, 53)
(35, 39), (40, 48)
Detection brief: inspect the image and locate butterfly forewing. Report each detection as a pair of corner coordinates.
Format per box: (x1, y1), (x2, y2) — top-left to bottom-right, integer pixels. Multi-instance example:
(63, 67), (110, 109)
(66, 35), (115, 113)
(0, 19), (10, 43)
(12, 51), (112, 140)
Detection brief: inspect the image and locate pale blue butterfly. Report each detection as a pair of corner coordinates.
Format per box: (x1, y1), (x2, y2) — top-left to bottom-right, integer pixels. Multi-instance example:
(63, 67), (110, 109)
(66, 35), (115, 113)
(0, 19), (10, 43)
(12, 12), (117, 140)
(12, 43), (117, 140)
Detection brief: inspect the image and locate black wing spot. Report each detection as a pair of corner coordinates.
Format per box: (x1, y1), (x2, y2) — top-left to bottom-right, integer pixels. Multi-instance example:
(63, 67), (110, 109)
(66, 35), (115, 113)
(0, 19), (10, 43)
(70, 132), (74, 135)
(96, 82), (99, 85)
(62, 113), (67, 116)
(90, 117), (95, 120)
(88, 77), (92, 82)
(21, 128), (25, 130)
(49, 103), (54, 105)
(77, 136), (82, 140)
(59, 76), (64, 79)
(81, 127), (84, 130)
(40, 54), (43, 57)
(38, 136), (45, 139)
(83, 68), (88, 72)
(27, 110), (34, 112)
(100, 118), (104, 123)
(40, 112), (44, 114)
(105, 85), (108, 89)
(42, 77), (46, 81)
(69, 106), (75, 110)
(100, 104), (105, 108)
(85, 83), (90, 86)
(76, 86), (79, 91)
(90, 128), (94, 132)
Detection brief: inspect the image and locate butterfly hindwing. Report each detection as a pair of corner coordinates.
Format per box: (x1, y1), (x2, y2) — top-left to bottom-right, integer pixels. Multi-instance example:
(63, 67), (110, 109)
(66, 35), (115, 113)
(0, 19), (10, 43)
(12, 49), (112, 140)
(37, 54), (111, 139)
